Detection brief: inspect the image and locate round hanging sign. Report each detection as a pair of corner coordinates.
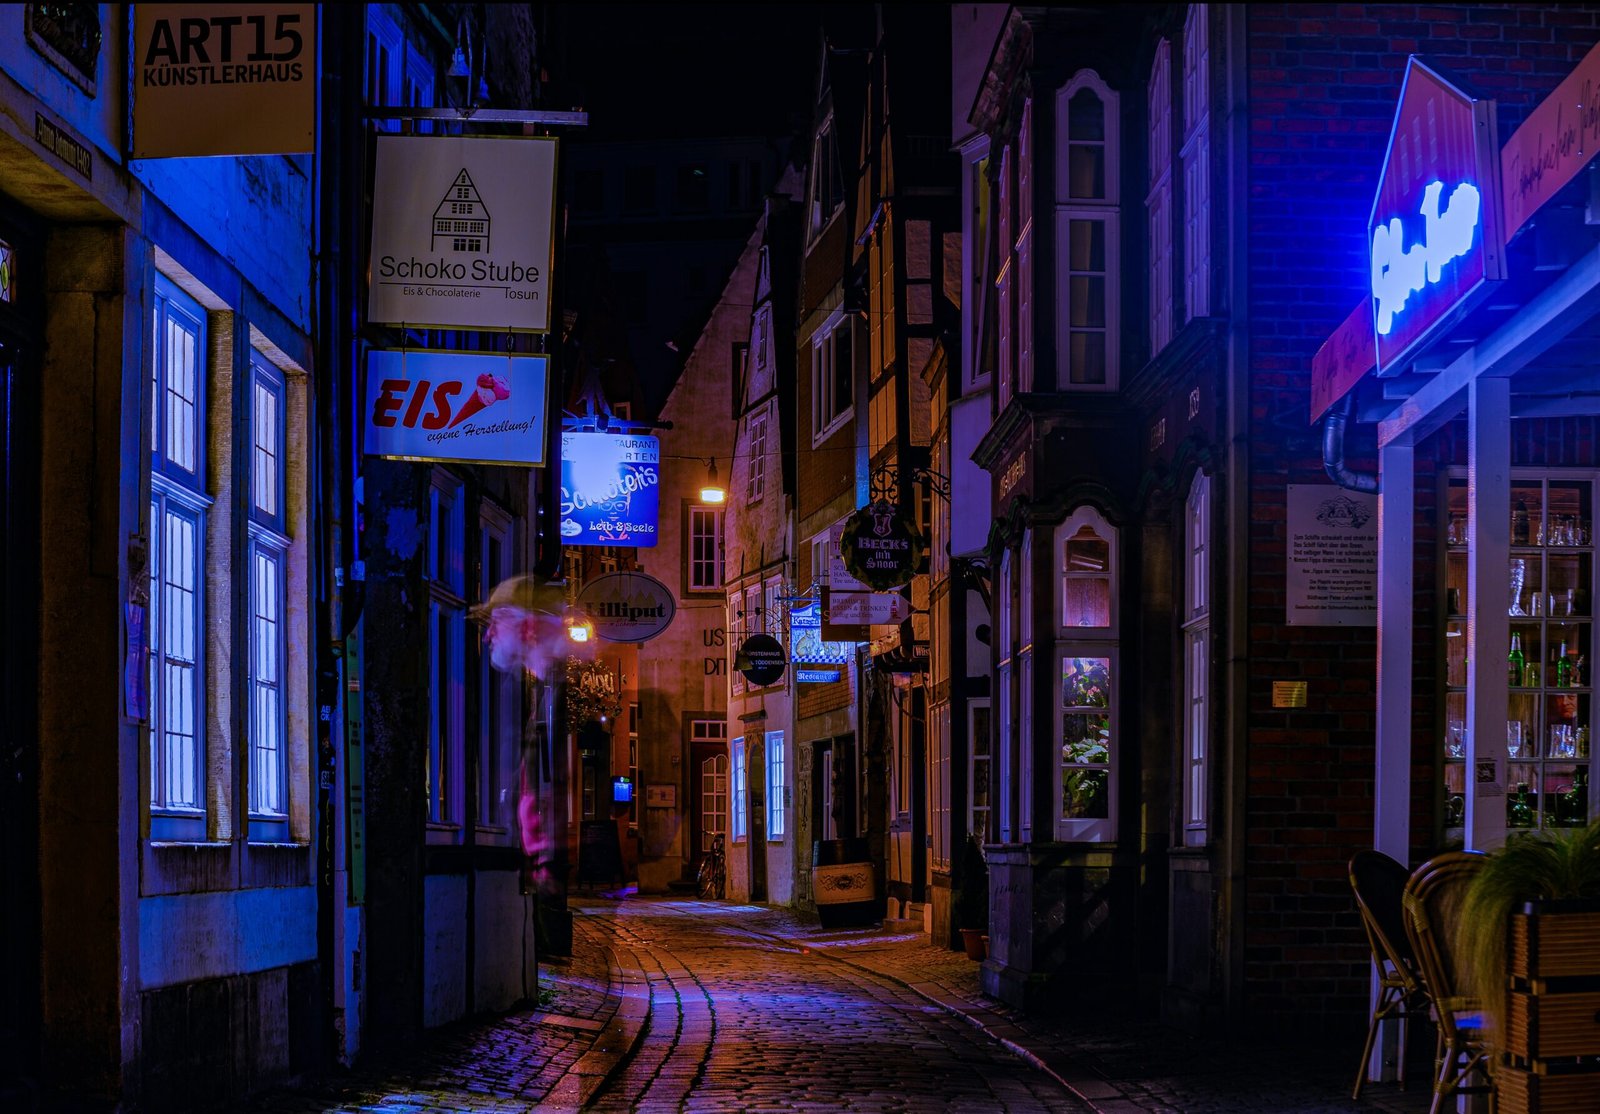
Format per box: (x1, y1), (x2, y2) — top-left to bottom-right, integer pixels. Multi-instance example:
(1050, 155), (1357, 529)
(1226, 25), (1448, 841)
(576, 571), (677, 643)
(838, 500), (926, 591)
(737, 633), (786, 686)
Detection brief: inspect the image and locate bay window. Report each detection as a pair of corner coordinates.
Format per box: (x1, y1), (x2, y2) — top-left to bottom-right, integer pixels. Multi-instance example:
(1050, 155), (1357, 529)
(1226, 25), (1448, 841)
(1056, 507), (1118, 841)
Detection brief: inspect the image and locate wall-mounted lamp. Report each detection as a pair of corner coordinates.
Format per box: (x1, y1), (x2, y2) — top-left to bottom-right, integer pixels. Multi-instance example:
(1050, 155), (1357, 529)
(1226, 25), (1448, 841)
(565, 610), (594, 643)
(699, 457), (726, 504)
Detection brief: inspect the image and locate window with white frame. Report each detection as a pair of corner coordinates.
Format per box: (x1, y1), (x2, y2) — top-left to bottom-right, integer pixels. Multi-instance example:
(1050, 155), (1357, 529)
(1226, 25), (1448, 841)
(747, 404), (768, 501)
(1181, 5), (1211, 321)
(149, 278), (209, 840)
(1018, 531), (1034, 843)
(969, 700), (992, 843)
(731, 738), (748, 842)
(812, 315), (854, 443)
(996, 548), (1016, 842)
(1147, 40), (1174, 357)
(807, 115), (844, 243)
(478, 501), (519, 836)
(687, 504), (724, 592)
(701, 748), (727, 851)
(1057, 73), (1120, 389)
(931, 701), (951, 870)
(247, 356), (289, 839)
(766, 730), (786, 839)
(427, 472), (467, 833)
(1183, 473), (1211, 845)
(728, 589), (746, 697)
(997, 143), (1014, 410)
(1017, 99), (1035, 394)
(1056, 507), (1118, 841)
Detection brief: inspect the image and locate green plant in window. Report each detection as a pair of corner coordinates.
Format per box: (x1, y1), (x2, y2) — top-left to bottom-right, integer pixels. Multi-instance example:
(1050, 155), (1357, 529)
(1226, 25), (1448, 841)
(1062, 714), (1110, 819)
(1064, 658), (1111, 708)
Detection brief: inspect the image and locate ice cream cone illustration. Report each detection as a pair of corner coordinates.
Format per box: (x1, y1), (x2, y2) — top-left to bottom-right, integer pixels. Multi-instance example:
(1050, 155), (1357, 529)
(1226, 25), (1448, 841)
(450, 372), (512, 428)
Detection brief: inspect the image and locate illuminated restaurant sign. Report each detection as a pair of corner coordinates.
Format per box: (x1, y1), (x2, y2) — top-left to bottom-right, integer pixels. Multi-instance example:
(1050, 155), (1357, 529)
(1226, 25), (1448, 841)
(363, 349), (548, 466)
(576, 571), (676, 642)
(1369, 57), (1504, 376)
(133, 4), (315, 158)
(368, 135), (558, 332)
(559, 432), (660, 547)
(790, 601), (852, 665)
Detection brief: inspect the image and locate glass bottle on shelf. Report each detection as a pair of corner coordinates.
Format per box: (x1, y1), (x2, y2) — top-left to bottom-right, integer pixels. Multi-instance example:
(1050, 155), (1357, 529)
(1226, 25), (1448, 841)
(1556, 640), (1572, 688)
(1509, 782), (1534, 828)
(1509, 634), (1526, 687)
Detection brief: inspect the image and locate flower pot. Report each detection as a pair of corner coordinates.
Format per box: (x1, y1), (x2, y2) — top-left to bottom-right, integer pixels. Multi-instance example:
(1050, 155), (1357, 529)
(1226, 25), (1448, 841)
(959, 927), (986, 961)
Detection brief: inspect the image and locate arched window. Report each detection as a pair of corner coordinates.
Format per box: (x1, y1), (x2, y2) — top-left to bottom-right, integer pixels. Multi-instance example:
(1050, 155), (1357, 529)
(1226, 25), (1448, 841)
(1183, 473), (1212, 845)
(1055, 507), (1118, 841)
(1056, 72), (1120, 390)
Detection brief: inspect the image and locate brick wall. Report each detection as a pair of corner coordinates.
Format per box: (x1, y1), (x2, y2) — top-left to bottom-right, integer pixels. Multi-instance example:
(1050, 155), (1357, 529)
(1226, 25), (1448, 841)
(1243, 2), (1600, 1027)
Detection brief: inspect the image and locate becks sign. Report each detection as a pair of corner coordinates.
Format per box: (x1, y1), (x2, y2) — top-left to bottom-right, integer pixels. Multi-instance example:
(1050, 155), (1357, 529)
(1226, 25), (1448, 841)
(363, 349), (549, 467)
(368, 135), (558, 333)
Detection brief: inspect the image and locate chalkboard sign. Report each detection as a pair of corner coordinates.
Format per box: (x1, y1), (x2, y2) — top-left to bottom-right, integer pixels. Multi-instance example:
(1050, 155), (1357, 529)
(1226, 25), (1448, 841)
(577, 819), (624, 886)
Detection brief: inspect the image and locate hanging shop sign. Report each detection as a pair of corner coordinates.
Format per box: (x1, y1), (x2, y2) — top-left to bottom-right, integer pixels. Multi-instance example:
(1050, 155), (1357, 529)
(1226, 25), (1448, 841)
(363, 349), (549, 467)
(576, 571), (676, 643)
(790, 600), (852, 665)
(559, 432), (660, 547)
(823, 586), (910, 627)
(132, 5), (315, 158)
(736, 633), (786, 686)
(1369, 57), (1504, 377)
(838, 500), (925, 590)
(368, 134), (558, 332)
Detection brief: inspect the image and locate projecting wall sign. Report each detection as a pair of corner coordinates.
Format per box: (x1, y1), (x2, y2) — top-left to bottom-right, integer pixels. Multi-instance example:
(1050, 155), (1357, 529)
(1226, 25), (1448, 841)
(368, 135), (558, 332)
(576, 571), (676, 643)
(133, 4), (315, 158)
(838, 500), (925, 590)
(363, 349), (548, 467)
(1368, 57), (1503, 376)
(560, 432), (660, 547)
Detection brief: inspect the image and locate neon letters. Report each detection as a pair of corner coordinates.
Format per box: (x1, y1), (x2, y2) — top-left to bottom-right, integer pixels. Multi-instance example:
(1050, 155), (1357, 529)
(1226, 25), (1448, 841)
(1371, 179), (1482, 336)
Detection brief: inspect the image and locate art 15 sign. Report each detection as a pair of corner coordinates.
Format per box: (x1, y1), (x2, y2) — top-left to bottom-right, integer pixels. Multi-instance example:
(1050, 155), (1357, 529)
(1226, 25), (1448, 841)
(1369, 57), (1504, 376)
(560, 432), (660, 547)
(368, 135), (558, 333)
(363, 350), (548, 467)
(133, 5), (315, 158)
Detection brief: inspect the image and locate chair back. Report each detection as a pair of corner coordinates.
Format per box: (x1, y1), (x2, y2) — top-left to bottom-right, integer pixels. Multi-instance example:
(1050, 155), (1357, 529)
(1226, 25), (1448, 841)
(1403, 850), (1488, 1018)
(1349, 850), (1422, 991)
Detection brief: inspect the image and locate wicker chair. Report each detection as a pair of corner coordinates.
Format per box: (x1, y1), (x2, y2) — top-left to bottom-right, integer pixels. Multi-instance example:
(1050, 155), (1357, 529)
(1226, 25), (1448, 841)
(1402, 850), (1494, 1114)
(1349, 850), (1431, 1099)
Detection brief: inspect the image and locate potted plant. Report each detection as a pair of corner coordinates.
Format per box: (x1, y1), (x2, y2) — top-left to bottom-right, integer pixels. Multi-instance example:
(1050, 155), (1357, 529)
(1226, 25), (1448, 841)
(956, 833), (989, 961)
(1457, 819), (1600, 1113)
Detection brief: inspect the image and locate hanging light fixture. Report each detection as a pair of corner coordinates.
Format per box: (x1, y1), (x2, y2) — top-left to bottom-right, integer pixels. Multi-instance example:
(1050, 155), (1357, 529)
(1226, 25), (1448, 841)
(699, 457), (726, 504)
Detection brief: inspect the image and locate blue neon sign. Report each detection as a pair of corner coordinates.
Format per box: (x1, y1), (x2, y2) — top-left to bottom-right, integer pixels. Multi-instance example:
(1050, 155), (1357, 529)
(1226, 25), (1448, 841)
(1371, 180), (1481, 336)
(559, 431), (660, 547)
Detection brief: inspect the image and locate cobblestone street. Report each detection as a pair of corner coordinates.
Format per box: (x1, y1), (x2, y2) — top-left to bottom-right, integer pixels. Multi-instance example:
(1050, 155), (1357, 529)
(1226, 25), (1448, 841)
(245, 894), (1437, 1113)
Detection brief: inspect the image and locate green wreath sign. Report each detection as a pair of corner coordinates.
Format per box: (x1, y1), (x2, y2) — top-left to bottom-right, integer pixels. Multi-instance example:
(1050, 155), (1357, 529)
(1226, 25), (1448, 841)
(838, 500), (926, 591)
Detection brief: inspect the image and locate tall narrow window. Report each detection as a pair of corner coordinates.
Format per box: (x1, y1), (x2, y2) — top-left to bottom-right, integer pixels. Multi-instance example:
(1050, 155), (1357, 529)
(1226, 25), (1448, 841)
(701, 750), (728, 851)
(247, 356), (290, 838)
(747, 406), (768, 501)
(731, 738), (748, 842)
(1017, 99), (1035, 393)
(997, 144), (1014, 410)
(427, 473), (466, 834)
(1148, 40), (1174, 356)
(478, 502), (519, 836)
(1018, 531), (1035, 843)
(688, 504), (725, 591)
(970, 701), (992, 842)
(1183, 473), (1212, 845)
(1056, 507), (1119, 842)
(766, 730), (786, 839)
(807, 116), (844, 243)
(150, 278), (209, 839)
(996, 549), (1016, 842)
(1056, 73), (1120, 390)
(812, 316), (854, 443)
(1181, 5), (1212, 321)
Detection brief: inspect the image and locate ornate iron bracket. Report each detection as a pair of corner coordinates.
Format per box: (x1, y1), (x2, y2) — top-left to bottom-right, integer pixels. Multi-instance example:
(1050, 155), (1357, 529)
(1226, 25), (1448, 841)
(869, 463), (951, 504)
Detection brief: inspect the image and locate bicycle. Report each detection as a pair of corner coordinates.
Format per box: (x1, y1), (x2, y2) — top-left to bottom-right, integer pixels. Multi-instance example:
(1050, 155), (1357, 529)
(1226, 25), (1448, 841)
(695, 833), (726, 899)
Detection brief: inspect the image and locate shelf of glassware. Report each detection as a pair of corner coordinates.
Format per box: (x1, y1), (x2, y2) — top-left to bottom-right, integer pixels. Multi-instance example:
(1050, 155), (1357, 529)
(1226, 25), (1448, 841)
(1442, 477), (1593, 834)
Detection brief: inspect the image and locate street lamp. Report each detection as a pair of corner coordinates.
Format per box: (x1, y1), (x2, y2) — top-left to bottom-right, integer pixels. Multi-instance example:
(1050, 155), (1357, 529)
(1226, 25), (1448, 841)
(699, 457), (726, 504)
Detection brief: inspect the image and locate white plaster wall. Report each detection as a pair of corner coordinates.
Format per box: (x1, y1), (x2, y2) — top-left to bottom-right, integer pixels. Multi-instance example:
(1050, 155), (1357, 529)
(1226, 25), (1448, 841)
(474, 870), (535, 1013)
(422, 874), (468, 1029)
(138, 887), (316, 989)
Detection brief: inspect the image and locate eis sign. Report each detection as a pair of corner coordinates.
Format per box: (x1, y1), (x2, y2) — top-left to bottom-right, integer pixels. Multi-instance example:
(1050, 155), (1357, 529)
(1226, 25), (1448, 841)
(560, 432), (660, 547)
(1369, 58), (1504, 376)
(363, 349), (548, 467)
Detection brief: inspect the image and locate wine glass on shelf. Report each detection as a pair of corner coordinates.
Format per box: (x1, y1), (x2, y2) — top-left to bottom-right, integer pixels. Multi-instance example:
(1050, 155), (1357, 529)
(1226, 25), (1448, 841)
(1507, 720), (1524, 759)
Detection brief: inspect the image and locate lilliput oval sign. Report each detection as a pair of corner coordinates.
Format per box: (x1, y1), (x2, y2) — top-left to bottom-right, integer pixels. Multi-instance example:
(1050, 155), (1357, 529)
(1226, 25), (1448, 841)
(577, 571), (677, 643)
(839, 500), (925, 591)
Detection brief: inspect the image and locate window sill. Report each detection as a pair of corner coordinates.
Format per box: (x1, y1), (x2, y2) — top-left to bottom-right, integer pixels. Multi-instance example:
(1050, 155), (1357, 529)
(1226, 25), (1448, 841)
(148, 840), (229, 850)
(811, 412), (853, 449)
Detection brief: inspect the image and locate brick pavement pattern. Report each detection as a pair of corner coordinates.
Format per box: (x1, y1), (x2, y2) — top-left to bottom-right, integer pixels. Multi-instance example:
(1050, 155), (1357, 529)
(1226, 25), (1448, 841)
(248, 893), (1437, 1113)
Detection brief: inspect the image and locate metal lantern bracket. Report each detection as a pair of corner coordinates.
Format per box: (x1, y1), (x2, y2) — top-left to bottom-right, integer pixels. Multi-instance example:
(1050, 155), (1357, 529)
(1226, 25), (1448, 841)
(869, 463), (950, 504)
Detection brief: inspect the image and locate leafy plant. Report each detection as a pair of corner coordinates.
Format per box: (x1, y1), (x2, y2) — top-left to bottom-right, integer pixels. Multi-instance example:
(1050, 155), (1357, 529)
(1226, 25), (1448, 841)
(1457, 820), (1600, 1036)
(956, 833), (989, 931)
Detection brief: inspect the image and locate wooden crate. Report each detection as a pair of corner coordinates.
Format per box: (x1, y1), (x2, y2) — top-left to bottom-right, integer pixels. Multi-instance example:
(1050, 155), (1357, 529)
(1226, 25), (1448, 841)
(1496, 1064), (1600, 1114)
(1505, 988), (1600, 1060)
(1509, 909), (1600, 985)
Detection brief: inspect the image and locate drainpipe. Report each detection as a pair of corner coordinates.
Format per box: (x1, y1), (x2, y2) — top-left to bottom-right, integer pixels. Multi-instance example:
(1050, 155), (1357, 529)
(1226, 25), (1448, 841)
(1322, 392), (1380, 494)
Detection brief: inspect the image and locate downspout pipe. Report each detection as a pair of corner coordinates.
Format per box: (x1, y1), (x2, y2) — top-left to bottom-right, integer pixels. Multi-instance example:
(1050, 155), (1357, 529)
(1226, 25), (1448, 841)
(1322, 391), (1380, 494)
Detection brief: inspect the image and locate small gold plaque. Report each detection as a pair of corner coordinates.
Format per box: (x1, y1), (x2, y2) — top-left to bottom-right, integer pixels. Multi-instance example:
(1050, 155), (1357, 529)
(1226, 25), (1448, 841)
(1272, 681), (1308, 708)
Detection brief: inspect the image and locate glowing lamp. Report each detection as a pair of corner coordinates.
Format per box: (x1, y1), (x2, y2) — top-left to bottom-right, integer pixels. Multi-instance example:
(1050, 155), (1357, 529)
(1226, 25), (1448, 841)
(699, 457), (726, 504)
(565, 615), (594, 643)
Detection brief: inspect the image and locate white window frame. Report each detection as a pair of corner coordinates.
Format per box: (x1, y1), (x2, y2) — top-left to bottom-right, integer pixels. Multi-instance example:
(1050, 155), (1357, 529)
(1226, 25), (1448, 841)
(246, 356), (289, 839)
(427, 471), (467, 837)
(1181, 5), (1211, 321)
(747, 404), (769, 501)
(932, 700), (951, 870)
(1018, 531), (1034, 843)
(700, 744), (728, 852)
(1054, 507), (1119, 842)
(811, 312), (855, 445)
(1183, 472), (1212, 846)
(969, 698), (992, 843)
(688, 504), (725, 592)
(1056, 71), (1120, 391)
(996, 548), (1015, 842)
(477, 500), (519, 839)
(731, 737), (748, 843)
(766, 729), (786, 840)
(149, 277), (210, 841)
(1147, 40), (1175, 357)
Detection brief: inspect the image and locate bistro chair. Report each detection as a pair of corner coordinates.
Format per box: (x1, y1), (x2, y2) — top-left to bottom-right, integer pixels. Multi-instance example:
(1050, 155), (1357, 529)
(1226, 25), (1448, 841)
(1402, 850), (1494, 1114)
(1349, 850), (1432, 1100)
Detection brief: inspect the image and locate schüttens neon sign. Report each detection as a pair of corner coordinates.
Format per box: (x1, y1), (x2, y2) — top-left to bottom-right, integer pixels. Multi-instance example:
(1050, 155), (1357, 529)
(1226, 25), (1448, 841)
(1371, 179), (1481, 336)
